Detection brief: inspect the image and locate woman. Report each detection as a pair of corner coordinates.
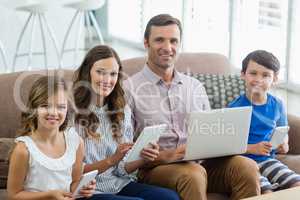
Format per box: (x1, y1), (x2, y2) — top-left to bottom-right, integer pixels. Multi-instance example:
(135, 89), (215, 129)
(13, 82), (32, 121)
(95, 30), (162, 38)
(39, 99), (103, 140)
(73, 45), (179, 200)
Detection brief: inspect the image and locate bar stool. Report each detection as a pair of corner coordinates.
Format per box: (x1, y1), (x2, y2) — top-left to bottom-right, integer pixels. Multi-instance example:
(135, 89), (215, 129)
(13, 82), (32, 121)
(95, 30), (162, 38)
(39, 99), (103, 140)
(0, 40), (8, 72)
(12, 1), (61, 71)
(61, 0), (105, 67)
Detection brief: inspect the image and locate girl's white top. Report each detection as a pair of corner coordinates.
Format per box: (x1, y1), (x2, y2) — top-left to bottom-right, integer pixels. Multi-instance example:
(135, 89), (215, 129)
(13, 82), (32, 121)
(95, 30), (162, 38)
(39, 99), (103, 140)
(15, 127), (80, 192)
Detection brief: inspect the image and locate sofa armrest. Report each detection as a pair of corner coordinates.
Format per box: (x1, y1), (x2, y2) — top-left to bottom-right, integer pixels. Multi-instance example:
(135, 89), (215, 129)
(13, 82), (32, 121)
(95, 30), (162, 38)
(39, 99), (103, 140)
(288, 114), (300, 154)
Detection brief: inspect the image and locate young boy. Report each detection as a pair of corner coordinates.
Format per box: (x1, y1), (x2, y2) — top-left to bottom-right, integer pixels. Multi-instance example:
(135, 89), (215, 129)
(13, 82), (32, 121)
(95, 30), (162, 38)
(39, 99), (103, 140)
(228, 50), (300, 193)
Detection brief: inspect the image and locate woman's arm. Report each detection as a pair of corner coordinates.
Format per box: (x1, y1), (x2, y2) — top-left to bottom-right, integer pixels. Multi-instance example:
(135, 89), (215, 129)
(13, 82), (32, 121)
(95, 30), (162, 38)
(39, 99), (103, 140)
(7, 143), (71, 200)
(84, 143), (133, 174)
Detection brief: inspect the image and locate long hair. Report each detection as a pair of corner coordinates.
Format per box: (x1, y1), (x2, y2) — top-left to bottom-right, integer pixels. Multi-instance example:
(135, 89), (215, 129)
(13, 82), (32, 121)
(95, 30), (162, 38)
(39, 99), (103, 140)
(73, 45), (125, 142)
(18, 75), (70, 136)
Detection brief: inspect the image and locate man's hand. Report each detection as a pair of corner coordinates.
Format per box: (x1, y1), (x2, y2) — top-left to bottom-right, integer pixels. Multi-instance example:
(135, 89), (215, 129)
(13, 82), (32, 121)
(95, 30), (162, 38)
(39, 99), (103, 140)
(276, 142), (289, 154)
(247, 142), (272, 156)
(158, 145), (186, 164)
(140, 142), (160, 162)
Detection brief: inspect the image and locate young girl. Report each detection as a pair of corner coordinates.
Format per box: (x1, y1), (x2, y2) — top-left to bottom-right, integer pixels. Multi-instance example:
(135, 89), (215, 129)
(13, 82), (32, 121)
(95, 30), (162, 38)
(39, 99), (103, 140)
(7, 76), (96, 200)
(73, 45), (180, 200)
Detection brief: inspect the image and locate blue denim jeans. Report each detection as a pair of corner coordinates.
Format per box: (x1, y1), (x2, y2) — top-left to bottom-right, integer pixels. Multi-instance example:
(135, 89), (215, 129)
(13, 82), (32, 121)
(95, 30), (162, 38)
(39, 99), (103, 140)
(78, 181), (180, 200)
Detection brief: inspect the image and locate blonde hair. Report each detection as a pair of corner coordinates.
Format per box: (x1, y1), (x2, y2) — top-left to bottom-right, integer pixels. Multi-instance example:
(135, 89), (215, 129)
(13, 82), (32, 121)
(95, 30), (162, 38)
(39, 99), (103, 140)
(18, 75), (71, 136)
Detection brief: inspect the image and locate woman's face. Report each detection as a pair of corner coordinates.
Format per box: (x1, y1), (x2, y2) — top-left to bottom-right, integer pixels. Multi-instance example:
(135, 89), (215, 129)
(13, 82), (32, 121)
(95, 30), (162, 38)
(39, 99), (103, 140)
(90, 57), (120, 98)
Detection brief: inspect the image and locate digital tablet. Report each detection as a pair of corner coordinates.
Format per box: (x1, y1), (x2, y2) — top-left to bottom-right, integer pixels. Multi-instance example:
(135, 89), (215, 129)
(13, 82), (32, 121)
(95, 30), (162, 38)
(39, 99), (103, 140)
(270, 126), (289, 149)
(73, 170), (98, 198)
(124, 124), (168, 163)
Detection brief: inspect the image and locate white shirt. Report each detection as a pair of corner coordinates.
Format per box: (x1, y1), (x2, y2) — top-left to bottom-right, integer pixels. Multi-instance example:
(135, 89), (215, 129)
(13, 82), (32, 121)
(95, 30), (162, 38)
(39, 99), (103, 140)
(15, 127), (80, 192)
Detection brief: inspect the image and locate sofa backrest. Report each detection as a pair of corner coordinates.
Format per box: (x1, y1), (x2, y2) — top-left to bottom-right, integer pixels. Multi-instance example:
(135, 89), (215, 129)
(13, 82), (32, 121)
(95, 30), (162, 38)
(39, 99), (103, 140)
(0, 53), (233, 138)
(122, 52), (234, 76)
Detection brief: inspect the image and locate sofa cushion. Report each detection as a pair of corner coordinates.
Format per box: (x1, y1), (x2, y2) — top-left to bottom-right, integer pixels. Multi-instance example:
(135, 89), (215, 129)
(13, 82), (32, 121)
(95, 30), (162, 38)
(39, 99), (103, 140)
(276, 154), (300, 174)
(186, 73), (245, 109)
(0, 138), (14, 189)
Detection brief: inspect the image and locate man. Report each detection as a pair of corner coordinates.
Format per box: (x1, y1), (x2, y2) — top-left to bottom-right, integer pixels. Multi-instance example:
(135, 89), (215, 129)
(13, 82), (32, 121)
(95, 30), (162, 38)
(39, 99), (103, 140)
(123, 14), (260, 200)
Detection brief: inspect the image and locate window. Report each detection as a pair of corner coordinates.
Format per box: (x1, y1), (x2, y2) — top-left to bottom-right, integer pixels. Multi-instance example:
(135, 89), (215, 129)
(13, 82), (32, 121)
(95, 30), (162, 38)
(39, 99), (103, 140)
(231, 0), (288, 81)
(183, 0), (230, 55)
(106, 0), (299, 91)
(289, 0), (300, 85)
(108, 0), (143, 43)
(108, 0), (183, 44)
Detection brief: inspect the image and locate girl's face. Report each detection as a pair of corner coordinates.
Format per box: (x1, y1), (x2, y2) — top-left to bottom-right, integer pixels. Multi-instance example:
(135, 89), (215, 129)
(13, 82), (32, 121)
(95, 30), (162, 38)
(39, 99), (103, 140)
(90, 57), (120, 98)
(37, 89), (68, 131)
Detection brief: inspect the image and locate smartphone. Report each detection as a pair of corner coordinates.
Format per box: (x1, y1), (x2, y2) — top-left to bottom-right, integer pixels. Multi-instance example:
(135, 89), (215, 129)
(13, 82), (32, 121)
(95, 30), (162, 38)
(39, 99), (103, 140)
(73, 170), (98, 198)
(270, 126), (289, 149)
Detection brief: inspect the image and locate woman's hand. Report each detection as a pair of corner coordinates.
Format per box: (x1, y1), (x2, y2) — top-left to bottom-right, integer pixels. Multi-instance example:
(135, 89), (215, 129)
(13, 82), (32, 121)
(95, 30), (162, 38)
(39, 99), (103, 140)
(140, 142), (160, 162)
(77, 179), (96, 198)
(110, 143), (133, 165)
(247, 142), (272, 156)
(49, 190), (74, 200)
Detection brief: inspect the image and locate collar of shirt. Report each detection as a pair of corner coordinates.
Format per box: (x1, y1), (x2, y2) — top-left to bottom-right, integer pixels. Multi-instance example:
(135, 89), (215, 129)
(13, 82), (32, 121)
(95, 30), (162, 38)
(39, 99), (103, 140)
(89, 104), (108, 115)
(142, 64), (183, 85)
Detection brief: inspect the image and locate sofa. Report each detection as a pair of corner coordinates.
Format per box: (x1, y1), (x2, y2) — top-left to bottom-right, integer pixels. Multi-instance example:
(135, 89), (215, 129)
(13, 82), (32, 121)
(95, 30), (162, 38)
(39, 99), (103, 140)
(1, 53), (300, 200)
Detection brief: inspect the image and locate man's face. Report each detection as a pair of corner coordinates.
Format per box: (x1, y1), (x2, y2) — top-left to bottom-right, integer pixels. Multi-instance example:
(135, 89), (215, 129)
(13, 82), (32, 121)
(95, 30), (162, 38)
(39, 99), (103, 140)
(144, 24), (181, 70)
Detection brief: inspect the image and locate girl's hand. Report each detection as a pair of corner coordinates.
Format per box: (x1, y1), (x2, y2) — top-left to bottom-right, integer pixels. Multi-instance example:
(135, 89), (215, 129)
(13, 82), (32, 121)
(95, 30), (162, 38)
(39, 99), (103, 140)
(247, 142), (272, 156)
(111, 143), (133, 165)
(78, 179), (96, 198)
(276, 142), (289, 154)
(49, 190), (74, 200)
(140, 142), (160, 162)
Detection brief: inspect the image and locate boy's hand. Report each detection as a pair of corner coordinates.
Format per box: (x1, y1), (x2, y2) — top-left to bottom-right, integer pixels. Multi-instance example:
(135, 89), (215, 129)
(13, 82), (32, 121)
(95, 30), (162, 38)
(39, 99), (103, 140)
(247, 142), (272, 156)
(276, 142), (289, 154)
(78, 179), (96, 198)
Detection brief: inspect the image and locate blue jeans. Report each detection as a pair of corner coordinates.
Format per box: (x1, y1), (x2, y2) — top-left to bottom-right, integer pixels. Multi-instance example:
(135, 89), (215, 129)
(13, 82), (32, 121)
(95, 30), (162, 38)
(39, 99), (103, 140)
(79, 182), (180, 200)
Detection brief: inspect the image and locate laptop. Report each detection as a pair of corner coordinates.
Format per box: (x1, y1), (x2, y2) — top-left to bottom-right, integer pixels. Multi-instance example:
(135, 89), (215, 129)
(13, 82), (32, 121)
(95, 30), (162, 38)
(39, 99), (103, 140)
(174, 106), (252, 162)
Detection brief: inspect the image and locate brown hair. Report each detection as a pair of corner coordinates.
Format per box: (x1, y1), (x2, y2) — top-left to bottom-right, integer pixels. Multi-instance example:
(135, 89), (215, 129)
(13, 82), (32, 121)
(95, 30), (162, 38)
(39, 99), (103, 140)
(73, 45), (125, 142)
(242, 50), (280, 73)
(18, 75), (70, 136)
(144, 14), (182, 41)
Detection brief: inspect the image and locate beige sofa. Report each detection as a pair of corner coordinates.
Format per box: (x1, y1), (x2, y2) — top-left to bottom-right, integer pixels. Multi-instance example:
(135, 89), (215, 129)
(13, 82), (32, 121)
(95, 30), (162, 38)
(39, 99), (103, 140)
(1, 53), (300, 200)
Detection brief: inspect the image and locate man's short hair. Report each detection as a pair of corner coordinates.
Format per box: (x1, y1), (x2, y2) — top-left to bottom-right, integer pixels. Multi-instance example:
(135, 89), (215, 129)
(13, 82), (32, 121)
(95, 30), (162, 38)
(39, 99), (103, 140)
(144, 14), (182, 41)
(242, 50), (280, 73)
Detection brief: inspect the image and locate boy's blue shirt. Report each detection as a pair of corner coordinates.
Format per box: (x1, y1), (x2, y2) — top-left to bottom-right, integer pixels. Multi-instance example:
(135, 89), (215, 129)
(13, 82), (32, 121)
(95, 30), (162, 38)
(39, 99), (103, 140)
(228, 93), (288, 162)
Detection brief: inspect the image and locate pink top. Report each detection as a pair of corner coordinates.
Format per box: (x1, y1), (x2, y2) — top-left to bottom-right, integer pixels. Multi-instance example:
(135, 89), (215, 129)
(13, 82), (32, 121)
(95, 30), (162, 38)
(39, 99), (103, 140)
(124, 65), (210, 150)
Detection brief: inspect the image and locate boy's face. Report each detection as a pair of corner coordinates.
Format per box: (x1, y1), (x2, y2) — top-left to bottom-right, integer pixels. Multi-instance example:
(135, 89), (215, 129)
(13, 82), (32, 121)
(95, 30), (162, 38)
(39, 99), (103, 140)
(241, 60), (278, 97)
